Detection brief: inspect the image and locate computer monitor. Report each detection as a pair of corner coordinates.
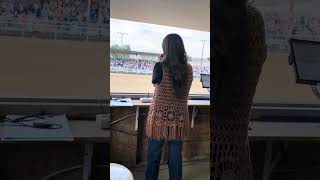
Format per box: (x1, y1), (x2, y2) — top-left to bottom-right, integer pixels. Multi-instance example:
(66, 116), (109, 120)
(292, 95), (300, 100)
(289, 39), (320, 85)
(200, 74), (210, 88)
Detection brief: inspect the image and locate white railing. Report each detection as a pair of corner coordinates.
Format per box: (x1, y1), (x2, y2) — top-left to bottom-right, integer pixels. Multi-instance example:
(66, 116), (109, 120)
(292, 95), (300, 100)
(0, 20), (108, 41)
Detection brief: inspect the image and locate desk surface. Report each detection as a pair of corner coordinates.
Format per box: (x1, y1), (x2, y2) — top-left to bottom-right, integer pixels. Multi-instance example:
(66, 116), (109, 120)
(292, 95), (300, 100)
(112, 99), (210, 107)
(249, 121), (320, 141)
(0, 120), (110, 143)
(69, 120), (110, 143)
(111, 101), (320, 141)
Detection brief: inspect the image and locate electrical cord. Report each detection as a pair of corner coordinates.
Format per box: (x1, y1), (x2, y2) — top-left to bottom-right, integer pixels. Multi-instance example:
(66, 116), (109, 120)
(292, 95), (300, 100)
(10, 112), (47, 123)
(38, 165), (82, 180)
(108, 109), (140, 137)
(110, 110), (136, 125)
(38, 164), (107, 180)
(0, 113), (63, 130)
(111, 127), (137, 136)
(0, 122), (63, 130)
(111, 113), (135, 125)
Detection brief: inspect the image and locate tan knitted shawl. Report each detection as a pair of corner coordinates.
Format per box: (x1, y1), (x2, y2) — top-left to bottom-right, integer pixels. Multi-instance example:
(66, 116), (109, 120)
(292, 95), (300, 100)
(146, 63), (193, 141)
(211, 5), (267, 180)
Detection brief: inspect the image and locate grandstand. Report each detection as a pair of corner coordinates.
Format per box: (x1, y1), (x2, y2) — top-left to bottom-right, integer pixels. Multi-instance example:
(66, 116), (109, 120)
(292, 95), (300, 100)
(110, 49), (210, 77)
(0, 0), (109, 41)
(256, 1), (320, 52)
(264, 12), (320, 52)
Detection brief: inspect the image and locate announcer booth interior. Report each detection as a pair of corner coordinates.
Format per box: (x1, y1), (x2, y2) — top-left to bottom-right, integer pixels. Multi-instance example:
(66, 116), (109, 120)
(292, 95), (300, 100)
(246, 0), (320, 180)
(0, 0), (109, 180)
(109, 0), (210, 179)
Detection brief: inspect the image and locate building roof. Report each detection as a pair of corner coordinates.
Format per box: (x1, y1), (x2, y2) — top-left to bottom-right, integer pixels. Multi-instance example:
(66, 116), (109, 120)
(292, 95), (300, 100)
(110, 0), (210, 32)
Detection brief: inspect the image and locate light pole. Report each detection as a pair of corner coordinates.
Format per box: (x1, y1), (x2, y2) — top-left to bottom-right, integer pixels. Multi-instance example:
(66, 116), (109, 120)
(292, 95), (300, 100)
(200, 40), (206, 73)
(289, 0), (295, 37)
(117, 32), (128, 47)
(87, 0), (91, 22)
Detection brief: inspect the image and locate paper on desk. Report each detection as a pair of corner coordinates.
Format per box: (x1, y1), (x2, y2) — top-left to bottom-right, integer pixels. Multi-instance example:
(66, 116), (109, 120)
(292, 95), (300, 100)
(1, 114), (74, 141)
(110, 98), (133, 107)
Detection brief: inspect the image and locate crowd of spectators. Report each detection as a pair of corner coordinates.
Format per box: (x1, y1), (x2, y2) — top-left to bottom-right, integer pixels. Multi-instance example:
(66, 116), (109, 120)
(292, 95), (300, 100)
(0, 0), (109, 25)
(263, 11), (320, 51)
(264, 12), (320, 38)
(111, 59), (155, 74)
(110, 58), (210, 77)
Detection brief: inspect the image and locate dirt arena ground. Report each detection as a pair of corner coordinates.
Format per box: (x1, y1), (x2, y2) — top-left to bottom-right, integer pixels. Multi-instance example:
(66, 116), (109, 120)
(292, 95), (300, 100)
(110, 73), (209, 94)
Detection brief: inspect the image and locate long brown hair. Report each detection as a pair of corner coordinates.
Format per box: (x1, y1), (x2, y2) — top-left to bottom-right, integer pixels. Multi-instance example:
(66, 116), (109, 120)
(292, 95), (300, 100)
(161, 33), (188, 97)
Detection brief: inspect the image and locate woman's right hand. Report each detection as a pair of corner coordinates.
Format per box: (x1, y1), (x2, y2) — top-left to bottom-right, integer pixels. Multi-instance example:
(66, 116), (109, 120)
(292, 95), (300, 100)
(158, 54), (164, 62)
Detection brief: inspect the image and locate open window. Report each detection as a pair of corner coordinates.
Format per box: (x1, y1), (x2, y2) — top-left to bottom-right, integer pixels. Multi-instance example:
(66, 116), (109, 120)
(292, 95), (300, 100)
(110, 18), (210, 97)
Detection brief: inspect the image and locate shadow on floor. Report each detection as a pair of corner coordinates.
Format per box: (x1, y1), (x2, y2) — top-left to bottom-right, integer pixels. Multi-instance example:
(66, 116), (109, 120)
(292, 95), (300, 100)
(131, 160), (210, 180)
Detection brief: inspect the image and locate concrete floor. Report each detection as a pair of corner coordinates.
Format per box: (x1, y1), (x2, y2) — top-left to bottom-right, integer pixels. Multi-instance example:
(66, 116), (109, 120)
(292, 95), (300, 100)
(131, 160), (210, 180)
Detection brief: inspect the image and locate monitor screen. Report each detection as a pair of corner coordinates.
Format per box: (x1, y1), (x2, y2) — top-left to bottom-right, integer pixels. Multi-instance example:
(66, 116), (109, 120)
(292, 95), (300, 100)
(289, 39), (320, 84)
(200, 74), (210, 88)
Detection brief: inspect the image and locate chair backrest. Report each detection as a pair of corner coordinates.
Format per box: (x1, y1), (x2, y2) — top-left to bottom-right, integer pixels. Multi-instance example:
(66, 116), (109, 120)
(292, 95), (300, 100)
(110, 163), (134, 180)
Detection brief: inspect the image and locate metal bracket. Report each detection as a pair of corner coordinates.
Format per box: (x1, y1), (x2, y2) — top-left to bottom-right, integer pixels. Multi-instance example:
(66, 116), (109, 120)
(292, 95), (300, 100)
(83, 143), (94, 180)
(191, 106), (199, 128)
(135, 106), (140, 131)
(262, 141), (287, 180)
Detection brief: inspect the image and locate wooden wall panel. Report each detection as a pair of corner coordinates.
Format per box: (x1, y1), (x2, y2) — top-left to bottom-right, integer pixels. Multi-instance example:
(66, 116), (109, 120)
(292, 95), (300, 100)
(0, 37), (108, 99)
(254, 53), (320, 104)
(110, 107), (138, 167)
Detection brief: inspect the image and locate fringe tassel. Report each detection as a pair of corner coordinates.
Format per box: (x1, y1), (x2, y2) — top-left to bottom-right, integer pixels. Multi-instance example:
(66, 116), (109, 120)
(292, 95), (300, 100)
(146, 115), (190, 141)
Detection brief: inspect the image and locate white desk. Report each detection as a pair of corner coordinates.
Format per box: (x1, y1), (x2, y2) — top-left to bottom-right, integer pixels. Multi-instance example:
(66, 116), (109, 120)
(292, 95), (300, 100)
(249, 121), (320, 140)
(0, 120), (110, 180)
(249, 121), (320, 180)
(187, 100), (210, 128)
(111, 99), (210, 130)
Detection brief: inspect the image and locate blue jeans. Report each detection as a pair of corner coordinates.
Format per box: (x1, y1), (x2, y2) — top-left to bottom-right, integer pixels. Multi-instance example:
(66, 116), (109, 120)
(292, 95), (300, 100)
(145, 138), (183, 180)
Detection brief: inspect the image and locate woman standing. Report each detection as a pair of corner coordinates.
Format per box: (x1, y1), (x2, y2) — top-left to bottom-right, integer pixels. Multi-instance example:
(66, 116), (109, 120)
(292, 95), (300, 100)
(212, 0), (267, 180)
(145, 34), (193, 180)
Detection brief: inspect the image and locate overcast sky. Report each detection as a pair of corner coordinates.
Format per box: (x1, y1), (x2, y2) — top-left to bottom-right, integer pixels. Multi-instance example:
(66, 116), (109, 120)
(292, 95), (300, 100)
(110, 18), (210, 59)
